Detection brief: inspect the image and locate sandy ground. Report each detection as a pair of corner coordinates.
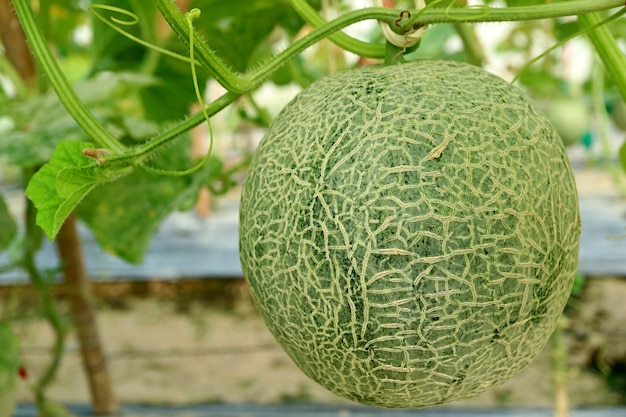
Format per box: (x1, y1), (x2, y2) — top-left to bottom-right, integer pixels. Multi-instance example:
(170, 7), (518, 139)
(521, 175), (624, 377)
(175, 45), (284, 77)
(7, 276), (625, 410)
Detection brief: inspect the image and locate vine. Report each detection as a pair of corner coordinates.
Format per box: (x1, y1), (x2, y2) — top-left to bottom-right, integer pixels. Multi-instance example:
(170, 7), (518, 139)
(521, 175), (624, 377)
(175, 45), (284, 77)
(136, 8), (216, 177)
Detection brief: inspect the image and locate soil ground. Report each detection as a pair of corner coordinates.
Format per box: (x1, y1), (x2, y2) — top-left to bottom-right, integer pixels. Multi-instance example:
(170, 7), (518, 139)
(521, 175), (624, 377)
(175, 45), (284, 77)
(4, 275), (626, 410)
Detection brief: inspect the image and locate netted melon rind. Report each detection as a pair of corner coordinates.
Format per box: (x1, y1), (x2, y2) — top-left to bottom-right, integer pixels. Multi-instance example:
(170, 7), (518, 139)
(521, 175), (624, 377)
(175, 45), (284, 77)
(239, 60), (580, 408)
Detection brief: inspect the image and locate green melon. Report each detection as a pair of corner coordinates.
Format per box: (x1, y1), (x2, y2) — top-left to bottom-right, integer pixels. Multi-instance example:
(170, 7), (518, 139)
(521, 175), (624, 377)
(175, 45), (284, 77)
(239, 60), (580, 408)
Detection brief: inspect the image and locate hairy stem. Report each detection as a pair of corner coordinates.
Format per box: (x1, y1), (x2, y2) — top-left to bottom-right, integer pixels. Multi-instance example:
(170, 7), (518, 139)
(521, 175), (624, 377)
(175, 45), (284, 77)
(289, 0), (385, 58)
(151, 0), (248, 93)
(409, 0), (625, 25)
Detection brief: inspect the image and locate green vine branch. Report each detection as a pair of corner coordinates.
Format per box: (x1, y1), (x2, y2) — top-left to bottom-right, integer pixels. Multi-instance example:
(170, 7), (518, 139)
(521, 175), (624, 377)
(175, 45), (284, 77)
(288, 0), (385, 58)
(408, 0), (626, 24)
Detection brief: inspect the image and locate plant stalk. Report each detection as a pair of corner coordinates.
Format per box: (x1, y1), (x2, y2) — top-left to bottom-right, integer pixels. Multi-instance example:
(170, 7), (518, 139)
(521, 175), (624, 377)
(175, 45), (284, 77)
(6, 3), (118, 410)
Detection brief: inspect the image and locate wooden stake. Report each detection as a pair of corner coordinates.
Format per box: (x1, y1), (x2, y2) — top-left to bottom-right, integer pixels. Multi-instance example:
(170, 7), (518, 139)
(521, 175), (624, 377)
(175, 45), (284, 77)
(56, 213), (118, 415)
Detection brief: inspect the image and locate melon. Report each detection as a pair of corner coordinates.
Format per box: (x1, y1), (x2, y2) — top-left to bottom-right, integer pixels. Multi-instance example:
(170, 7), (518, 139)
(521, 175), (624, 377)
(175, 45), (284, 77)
(239, 60), (581, 408)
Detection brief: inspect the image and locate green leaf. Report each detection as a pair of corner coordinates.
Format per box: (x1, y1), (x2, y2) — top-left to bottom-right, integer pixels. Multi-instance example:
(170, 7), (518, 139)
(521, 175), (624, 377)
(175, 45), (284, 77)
(0, 197), (17, 251)
(76, 138), (227, 263)
(0, 72), (158, 168)
(0, 126), (89, 168)
(139, 58), (210, 123)
(0, 322), (20, 395)
(620, 140), (626, 173)
(24, 141), (132, 240)
(77, 169), (187, 263)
